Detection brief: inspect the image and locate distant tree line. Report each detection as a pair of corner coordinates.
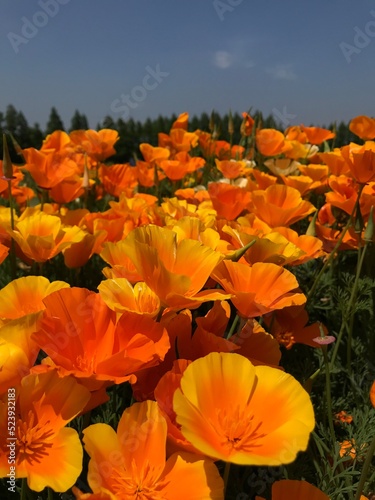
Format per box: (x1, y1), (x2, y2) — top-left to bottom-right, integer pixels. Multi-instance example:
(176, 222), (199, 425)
(0, 104), (359, 164)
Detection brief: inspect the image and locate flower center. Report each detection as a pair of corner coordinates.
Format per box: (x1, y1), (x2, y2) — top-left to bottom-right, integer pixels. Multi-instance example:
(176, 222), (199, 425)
(75, 354), (96, 372)
(216, 405), (266, 453)
(17, 411), (54, 464)
(110, 459), (167, 500)
(275, 330), (295, 349)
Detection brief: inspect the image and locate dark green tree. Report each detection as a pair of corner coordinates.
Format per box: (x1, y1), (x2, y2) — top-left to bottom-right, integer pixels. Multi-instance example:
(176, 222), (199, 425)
(29, 123), (44, 149)
(5, 104), (18, 135)
(101, 115), (116, 130)
(70, 110), (89, 131)
(15, 111), (31, 148)
(45, 107), (64, 134)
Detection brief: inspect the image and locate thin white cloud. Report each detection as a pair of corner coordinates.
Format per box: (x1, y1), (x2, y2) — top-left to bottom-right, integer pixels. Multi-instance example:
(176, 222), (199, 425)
(213, 50), (255, 70)
(213, 51), (234, 69)
(266, 64), (297, 81)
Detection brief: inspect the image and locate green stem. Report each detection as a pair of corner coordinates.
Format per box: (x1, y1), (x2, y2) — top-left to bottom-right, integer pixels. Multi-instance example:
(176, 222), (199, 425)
(330, 242), (369, 371)
(7, 179), (17, 279)
(226, 314), (239, 340)
(21, 478), (27, 500)
(307, 216), (353, 302)
(322, 346), (336, 448)
(48, 487), (54, 500)
(354, 431), (375, 500)
(347, 242), (368, 374)
(307, 185), (365, 302)
(223, 462), (231, 497)
(322, 346), (354, 499)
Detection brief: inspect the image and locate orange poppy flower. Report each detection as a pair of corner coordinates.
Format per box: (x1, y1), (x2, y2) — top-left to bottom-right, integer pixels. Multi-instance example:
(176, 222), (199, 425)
(315, 223), (358, 253)
(212, 260), (306, 318)
(325, 175), (358, 215)
(31, 287), (170, 391)
(230, 319), (281, 368)
(335, 411), (353, 424)
(154, 359), (202, 457)
(300, 125), (335, 145)
(319, 149), (350, 176)
(140, 143), (170, 164)
(256, 129), (288, 157)
(100, 239), (143, 283)
(40, 130), (71, 153)
(49, 175), (85, 204)
(0, 337), (31, 394)
(134, 159), (154, 187)
(250, 184), (316, 227)
(75, 400), (224, 499)
(341, 146), (375, 184)
(208, 182), (252, 220)
(339, 439), (357, 460)
(221, 224), (304, 267)
(264, 304), (327, 349)
(8, 212), (85, 263)
(272, 226), (324, 265)
(131, 310), (193, 401)
(98, 278), (161, 317)
(298, 163), (329, 191)
(100, 163), (138, 197)
(69, 129), (119, 162)
(284, 125), (307, 143)
(173, 352), (315, 465)
(256, 479), (329, 500)
(215, 159), (249, 179)
(241, 112), (255, 136)
(349, 115), (375, 141)
(82, 210), (129, 243)
(119, 225), (228, 310)
(264, 158), (300, 176)
(160, 153), (204, 181)
(63, 229), (107, 268)
(171, 111), (189, 130)
(0, 369), (90, 492)
(281, 174), (316, 196)
(0, 275), (69, 322)
(164, 128), (199, 153)
(22, 148), (79, 189)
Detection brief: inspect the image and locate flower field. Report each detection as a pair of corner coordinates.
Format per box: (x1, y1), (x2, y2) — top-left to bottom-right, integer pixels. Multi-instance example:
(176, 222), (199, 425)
(0, 112), (375, 499)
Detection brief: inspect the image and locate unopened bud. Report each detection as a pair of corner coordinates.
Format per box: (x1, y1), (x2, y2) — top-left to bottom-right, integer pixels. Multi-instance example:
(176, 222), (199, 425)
(2, 134), (14, 180)
(306, 210), (318, 237)
(228, 111), (234, 136)
(225, 238), (257, 262)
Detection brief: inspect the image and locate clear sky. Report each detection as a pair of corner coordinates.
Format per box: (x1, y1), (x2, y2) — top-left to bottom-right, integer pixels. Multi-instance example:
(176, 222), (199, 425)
(1, 0), (375, 130)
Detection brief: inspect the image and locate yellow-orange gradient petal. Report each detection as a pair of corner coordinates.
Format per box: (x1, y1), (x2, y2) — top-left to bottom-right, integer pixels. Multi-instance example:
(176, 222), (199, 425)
(0, 276), (69, 320)
(98, 278), (160, 317)
(82, 400), (223, 499)
(251, 184), (316, 227)
(173, 352), (314, 465)
(24, 427), (84, 492)
(212, 260), (306, 318)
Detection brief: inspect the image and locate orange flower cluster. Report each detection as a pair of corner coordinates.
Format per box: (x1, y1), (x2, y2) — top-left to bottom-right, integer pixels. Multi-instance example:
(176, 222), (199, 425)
(1, 111), (373, 498)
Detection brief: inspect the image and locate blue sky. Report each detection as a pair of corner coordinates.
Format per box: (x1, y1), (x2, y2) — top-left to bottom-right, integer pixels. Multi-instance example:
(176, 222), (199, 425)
(1, 0), (375, 130)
